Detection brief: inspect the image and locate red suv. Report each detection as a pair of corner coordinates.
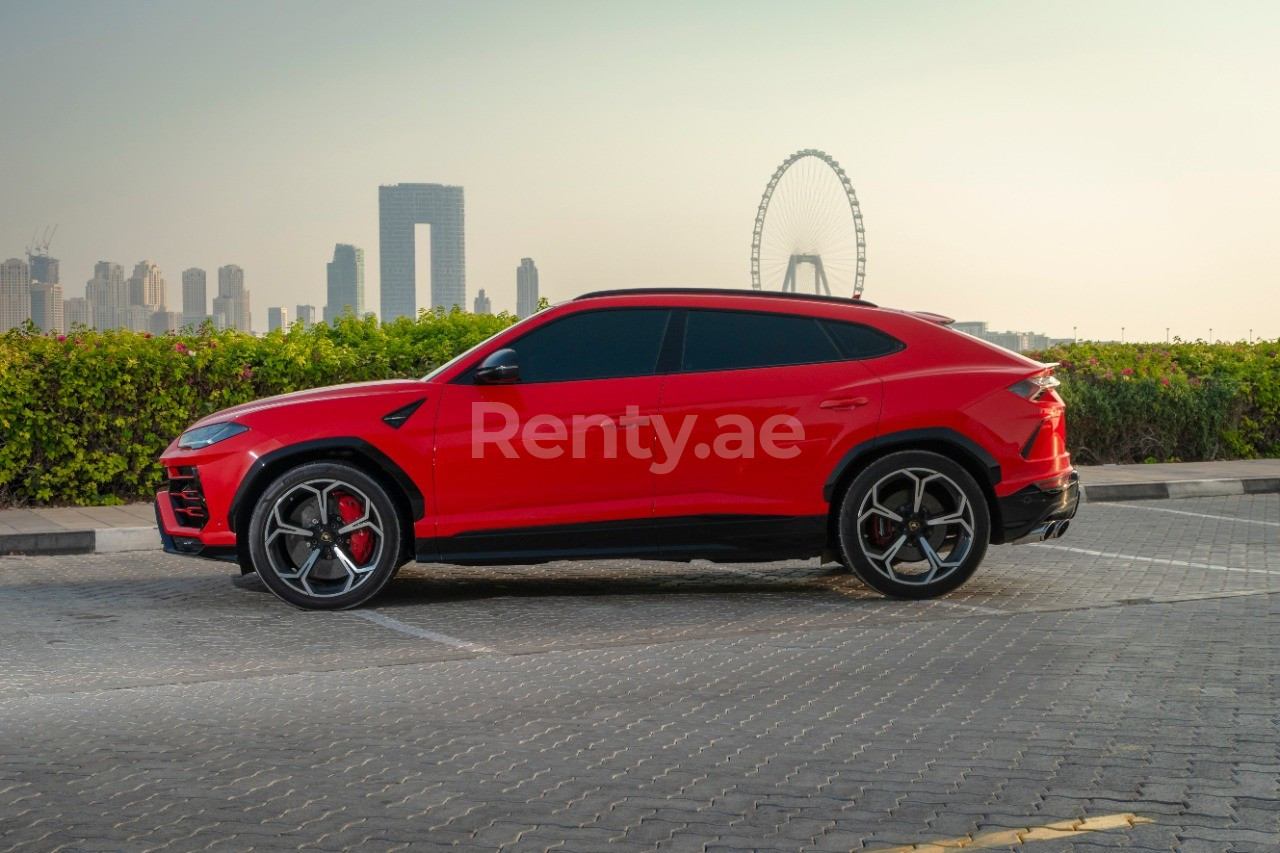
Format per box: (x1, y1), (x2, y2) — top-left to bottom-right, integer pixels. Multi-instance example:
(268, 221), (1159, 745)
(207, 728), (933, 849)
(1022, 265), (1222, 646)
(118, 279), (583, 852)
(156, 289), (1078, 609)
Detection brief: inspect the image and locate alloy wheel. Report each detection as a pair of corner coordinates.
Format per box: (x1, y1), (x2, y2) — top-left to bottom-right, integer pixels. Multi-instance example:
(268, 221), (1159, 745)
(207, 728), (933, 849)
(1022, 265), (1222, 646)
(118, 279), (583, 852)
(262, 479), (385, 598)
(855, 467), (976, 587)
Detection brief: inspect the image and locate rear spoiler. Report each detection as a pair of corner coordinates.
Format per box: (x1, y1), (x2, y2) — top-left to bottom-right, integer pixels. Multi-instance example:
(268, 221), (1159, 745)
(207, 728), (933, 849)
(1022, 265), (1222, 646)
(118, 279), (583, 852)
(906, 310), (955, 326)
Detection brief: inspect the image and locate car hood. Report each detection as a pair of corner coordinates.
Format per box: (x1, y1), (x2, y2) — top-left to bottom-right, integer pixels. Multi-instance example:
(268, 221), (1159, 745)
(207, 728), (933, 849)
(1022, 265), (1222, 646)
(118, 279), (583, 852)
(190, 379), (429, 429)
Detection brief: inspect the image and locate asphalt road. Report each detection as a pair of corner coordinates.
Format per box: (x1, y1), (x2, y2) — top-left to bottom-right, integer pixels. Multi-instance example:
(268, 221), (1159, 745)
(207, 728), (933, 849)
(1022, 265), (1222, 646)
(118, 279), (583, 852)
(1, 495), (1278, 851)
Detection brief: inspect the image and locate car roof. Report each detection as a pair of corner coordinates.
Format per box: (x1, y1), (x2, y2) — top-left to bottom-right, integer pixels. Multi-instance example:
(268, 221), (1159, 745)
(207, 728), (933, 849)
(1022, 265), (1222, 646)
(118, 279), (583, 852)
(574, 287), (879, 308)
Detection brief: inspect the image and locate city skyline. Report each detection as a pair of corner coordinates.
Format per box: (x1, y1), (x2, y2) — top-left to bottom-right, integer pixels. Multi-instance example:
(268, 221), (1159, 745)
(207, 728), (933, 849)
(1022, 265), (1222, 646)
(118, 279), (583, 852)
(2, 2), (1278, 340)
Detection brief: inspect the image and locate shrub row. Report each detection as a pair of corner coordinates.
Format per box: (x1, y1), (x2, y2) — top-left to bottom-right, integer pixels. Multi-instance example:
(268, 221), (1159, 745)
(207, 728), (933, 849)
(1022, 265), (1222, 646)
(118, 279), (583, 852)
(0, 310), (518, 506)
(1027, 340), (1280, 464)
(2, 320), (1277, 506)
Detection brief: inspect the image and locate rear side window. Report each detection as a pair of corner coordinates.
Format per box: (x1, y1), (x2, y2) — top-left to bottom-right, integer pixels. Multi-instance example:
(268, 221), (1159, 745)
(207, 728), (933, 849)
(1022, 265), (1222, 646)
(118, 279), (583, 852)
(510, 308), (671, 383)
(681, 310), (840, 372)
(820, 320), (904, 359)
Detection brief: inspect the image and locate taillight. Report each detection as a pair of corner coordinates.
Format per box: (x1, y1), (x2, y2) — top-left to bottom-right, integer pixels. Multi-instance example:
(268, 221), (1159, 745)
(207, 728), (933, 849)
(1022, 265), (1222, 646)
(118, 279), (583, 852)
(1008, 372), (1060, 402)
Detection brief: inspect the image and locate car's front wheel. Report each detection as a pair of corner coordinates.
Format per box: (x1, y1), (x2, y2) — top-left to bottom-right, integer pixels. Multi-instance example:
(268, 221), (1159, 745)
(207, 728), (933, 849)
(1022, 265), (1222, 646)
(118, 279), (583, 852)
(247, 462), (404, 609)
(835, 450), (990, 599)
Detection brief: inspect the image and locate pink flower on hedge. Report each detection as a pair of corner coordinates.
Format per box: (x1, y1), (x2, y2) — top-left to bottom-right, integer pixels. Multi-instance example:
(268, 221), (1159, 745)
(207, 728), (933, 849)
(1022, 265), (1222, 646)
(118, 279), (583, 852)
(1122, 368), (1134, 376)
(1162, 378), (1171, 386)
(1088, 358), (1098, 365)
(144, 332), (153, 339)
(174, 343), (186, 353)
(209, 342), (218, 349)
(1104, 371), (1114, 379)
(240, 367), (253, 379)
(57, 335), (66, 342)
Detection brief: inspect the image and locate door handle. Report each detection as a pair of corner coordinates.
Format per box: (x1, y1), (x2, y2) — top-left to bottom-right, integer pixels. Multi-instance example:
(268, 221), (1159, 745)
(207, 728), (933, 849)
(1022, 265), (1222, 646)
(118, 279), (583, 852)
(820, 396), (870, 410)
(617, 414), (651, 428)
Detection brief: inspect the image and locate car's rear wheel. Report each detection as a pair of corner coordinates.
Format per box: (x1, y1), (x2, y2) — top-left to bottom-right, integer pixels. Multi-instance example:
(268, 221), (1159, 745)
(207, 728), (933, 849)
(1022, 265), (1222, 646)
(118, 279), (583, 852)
(247, 462), (403, 610)
(836, 450), (989, 599)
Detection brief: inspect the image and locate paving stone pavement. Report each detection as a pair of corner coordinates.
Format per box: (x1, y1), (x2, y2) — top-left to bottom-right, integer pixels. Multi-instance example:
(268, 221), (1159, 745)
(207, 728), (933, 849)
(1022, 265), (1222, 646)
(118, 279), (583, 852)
(1, 495), (1277, 851)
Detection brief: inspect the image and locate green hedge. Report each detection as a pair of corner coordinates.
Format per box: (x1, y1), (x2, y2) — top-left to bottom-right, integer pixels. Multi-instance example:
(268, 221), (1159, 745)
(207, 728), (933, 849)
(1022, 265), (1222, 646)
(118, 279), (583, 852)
(2, 322), (1278, 506)
(1027, 340), (1280, 464)
(0, 310), (518, 506)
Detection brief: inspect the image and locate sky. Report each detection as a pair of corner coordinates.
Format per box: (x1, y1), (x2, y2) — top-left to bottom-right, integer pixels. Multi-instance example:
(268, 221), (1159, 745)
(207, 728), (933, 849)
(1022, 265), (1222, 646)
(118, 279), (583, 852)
(2, 0), (1278, 342)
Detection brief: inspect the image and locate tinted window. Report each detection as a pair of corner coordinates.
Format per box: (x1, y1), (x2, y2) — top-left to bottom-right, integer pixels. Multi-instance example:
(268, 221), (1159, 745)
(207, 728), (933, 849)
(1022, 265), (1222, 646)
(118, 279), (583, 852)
(681, 310), (841, 372)
(510, 309), (670, 383)
(820, 320), (903, 359)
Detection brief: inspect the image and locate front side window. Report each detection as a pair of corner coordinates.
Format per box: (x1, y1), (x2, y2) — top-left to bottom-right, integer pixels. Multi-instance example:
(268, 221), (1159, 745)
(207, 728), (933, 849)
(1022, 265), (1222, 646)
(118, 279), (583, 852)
(508, 308), (671, 383)
(680, 310), (841, 372)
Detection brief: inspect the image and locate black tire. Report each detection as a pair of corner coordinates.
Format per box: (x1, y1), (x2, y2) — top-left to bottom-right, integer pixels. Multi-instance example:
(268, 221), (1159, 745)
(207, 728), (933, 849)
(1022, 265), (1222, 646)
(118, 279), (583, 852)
(247, 461), (404, 610)
(835, 450), (990, 599)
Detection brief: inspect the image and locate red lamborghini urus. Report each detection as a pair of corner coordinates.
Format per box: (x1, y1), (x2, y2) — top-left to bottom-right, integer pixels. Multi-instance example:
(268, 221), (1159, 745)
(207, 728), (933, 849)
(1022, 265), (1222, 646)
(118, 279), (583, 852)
(156, 289), (1079, 609)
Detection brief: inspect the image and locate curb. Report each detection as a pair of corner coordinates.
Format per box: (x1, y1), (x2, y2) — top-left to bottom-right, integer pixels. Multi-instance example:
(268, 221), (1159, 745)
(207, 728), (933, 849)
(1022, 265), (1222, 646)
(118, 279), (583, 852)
(0, 526), (158, 558)
(1081, 477), (1280, 503)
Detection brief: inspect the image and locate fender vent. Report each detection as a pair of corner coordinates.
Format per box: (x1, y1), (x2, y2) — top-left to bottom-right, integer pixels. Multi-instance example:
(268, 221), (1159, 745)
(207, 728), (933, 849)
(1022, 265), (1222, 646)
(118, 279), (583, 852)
(382, 398), (427, 429)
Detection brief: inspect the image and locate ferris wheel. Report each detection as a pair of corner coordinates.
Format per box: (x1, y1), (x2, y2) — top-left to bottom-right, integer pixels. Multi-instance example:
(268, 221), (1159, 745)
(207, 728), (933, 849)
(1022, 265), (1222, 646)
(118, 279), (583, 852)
(751, 149), (866, 298)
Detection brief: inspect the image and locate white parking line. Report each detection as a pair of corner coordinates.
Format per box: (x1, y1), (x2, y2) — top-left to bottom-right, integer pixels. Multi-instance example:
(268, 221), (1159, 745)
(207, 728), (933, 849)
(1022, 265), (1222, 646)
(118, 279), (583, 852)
(1031, 543), (1280, 577)
(350, 610), (496, 653)
(1105, 503), (1280, 527)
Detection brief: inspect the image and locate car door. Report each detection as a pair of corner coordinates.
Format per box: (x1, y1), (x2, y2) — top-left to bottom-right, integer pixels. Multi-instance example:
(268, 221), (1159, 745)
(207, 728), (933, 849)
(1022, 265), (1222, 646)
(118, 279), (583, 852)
(431, 307), (672, 562)
(653, 309), (889, 547)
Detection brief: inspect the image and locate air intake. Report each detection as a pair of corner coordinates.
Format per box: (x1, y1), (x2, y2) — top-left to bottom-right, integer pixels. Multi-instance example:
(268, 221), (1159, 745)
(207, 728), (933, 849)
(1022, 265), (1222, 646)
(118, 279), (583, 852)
(382, 398), (427, 429)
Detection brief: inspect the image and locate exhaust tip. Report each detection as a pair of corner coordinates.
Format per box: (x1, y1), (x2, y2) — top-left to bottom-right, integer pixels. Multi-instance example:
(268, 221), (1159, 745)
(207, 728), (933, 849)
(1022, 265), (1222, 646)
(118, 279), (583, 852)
(1041, 521), (1059, 541)
(1054, 520), (1070, 538)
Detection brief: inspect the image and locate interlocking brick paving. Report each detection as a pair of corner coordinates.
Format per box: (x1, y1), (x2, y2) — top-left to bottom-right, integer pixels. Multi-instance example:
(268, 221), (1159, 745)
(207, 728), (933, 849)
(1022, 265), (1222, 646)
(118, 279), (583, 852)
(1, 496), (1277, 850)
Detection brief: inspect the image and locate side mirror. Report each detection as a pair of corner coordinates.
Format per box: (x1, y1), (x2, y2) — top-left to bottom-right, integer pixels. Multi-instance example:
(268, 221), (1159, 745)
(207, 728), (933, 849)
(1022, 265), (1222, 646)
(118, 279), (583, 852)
(474, 348), (520, 385)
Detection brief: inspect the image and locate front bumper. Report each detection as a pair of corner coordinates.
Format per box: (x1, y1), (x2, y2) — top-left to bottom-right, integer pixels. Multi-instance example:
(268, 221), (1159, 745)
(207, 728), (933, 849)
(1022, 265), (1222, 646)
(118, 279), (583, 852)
(155, 495), (238, 563)
(996, 471), (1080, 545)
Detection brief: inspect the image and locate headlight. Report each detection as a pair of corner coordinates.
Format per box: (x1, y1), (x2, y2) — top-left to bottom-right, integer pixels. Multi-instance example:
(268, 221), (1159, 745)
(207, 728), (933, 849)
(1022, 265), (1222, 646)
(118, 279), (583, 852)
(178, 422), (250, 449)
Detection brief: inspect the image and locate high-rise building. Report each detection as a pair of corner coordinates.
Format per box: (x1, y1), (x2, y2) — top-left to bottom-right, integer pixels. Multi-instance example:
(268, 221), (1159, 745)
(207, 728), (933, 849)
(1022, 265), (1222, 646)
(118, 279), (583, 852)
(212, 264), (251, 332)
(30, 281), (64, 334)
(473, 288), (491, 315)
(379, 183), (466, 318)
(1, 258), (32, 332)
(29, 251), (58, 286)
(267, 306), (288, 332)
(150, 310), (178, 336)
(516, 258), (539, 319)
(124, 305), (152, 333)
(324, 244), (364, 323)
(295, 304), (317, 329)
(182, 268), (208, 328)
(128, 261), (167, 311)
(63, 296), (91, 330)
(86, 261), (128, 329)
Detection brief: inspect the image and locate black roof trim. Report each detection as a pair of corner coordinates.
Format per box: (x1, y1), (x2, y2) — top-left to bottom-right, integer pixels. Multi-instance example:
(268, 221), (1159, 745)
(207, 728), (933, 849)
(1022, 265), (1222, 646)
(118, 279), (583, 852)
(574, 288), (878, 308)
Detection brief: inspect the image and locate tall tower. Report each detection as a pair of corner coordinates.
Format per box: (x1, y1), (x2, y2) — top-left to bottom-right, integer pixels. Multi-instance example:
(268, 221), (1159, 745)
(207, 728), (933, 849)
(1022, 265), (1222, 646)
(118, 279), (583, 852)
(125, 261), (167, 331)
(30, 282), (63, 334)
(0, 258), (32, 333)
(213, 264), (251, 332)
(324, 244), (365, 323)
(86, 261), (127, 330)
(182, 268), (208, 328)
(473, 288), (491, 315)
(378, 183), (465, 319)
(516, 258), (539, 319)
(295, 304), (317, 329)
(267, 306), (288, 332)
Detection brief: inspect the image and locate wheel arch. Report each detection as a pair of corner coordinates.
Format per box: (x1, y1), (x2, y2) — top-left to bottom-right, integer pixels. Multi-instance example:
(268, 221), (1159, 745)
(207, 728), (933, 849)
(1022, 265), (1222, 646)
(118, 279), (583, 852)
(229, 438), (423, 568)
(823, 428), (1003, 549)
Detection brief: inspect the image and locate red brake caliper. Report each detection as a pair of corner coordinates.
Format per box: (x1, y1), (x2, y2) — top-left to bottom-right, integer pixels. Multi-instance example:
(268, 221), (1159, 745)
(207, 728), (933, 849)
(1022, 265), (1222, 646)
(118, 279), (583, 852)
(334, 491), (374, 564)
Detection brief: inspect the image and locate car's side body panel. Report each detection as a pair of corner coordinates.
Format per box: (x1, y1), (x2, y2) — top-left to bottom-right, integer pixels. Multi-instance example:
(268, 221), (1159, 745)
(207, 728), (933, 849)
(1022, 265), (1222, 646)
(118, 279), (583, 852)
(155, 289), (1078, 574)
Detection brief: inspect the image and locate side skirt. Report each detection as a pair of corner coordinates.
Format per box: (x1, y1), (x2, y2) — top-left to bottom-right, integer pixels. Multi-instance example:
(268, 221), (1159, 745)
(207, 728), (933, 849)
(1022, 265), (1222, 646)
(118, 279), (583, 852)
(417, 514), (827, 567)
